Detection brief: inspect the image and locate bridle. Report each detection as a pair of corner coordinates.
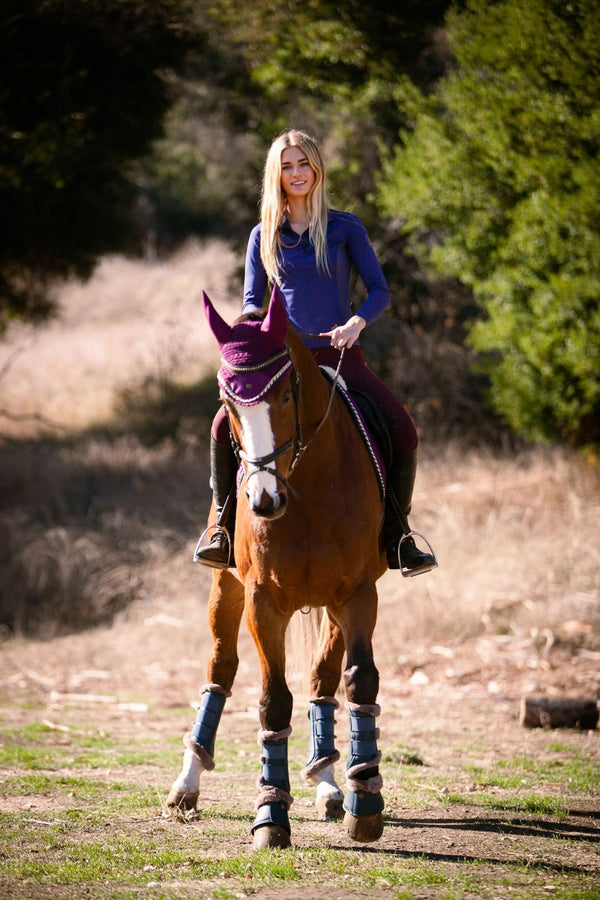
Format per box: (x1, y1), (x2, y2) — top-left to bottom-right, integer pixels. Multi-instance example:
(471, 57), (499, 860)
(224, 339), (345, 499)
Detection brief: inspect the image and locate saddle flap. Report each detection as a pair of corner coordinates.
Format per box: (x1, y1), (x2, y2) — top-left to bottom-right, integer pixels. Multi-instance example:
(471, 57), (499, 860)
(319, 367), (388, 500)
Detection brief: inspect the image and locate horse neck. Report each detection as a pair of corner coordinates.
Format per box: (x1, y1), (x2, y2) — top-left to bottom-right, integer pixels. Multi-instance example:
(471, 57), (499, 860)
(283, 328), (345, 482)
(285, 328), (332, 429)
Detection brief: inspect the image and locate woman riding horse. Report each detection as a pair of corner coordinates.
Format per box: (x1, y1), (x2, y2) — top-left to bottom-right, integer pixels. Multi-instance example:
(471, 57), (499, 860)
(194, 129), (436, 576)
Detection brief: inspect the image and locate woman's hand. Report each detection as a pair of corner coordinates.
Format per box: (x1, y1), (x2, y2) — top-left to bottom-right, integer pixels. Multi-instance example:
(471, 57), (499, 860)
(320, 315), (366, 349)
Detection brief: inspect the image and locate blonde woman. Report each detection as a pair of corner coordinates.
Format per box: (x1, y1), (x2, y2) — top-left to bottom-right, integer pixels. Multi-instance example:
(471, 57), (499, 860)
(195, 130), (435, 576)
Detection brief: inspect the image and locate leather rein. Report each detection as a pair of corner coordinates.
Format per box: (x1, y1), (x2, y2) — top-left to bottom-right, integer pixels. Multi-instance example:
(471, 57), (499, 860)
(228, 337), (345, 499)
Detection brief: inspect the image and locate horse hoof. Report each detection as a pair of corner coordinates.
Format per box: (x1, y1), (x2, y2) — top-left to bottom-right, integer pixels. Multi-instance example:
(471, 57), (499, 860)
(344, 810), (384, 843)
(316, 793), (344, 821)
(252, 824), (291, 850)
(165, 787), (199, 813)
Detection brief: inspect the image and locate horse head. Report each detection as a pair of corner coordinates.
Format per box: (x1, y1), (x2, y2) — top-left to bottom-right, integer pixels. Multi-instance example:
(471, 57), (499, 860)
(203, 286), (298, 520)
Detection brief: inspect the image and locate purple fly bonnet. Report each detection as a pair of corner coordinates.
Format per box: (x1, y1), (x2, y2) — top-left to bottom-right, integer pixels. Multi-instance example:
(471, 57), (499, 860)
(203, 286), (292, 406)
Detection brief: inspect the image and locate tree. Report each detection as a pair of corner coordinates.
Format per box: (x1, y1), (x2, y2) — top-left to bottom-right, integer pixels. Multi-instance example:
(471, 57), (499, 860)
(211, 0), (453, 222)
(135, 0), (457, 314)
(377, 0), (600, 447)
(0, 0), (199, 327)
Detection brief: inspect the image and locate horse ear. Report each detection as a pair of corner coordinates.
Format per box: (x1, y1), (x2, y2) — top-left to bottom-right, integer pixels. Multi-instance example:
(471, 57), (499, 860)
(202, 291), (233, 348)
(261, 285), (288, 343)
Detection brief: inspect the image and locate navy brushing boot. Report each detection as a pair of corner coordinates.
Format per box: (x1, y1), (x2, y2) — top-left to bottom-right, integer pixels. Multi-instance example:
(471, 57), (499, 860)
(252, 727), (293, 849)
(343, 702), (384, 843)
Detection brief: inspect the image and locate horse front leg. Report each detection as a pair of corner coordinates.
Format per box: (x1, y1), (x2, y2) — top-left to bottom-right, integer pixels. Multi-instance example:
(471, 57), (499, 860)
(337, 584), (384, 843)
(302, 611), (345, 820)
(245, 587), (293, 849)
(166, 569), (244, 813)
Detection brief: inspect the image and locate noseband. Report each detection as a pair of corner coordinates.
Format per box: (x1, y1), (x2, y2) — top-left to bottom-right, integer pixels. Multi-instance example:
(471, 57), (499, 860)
(221, 343), (345, 499)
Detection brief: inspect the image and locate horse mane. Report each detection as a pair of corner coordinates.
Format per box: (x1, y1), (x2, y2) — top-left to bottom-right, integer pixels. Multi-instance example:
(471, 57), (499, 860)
(236, 308), (268, 324)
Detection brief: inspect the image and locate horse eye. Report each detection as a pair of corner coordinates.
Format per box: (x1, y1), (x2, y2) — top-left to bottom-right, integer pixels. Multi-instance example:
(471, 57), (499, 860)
(282, 389), (292, 405)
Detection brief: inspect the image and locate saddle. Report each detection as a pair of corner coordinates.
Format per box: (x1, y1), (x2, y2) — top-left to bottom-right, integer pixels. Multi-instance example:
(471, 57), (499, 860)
(319, 368), (391, 501)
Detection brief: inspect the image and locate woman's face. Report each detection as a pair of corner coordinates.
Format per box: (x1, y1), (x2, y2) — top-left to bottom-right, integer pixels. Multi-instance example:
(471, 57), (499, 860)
(280, 146), (316, 201)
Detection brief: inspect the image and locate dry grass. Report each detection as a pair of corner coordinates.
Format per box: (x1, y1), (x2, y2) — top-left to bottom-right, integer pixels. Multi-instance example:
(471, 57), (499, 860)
(380, 444), (600, 649)
(0, 238), (240, 437)
(0, 240), (598, 651)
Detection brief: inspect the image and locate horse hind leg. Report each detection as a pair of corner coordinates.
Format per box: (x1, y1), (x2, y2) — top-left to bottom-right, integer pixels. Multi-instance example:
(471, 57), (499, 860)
(300, 611), (346, 819)
(339, 603), (384, 843)
(166, 683), (230, 813)
(302, 697), (343, 820)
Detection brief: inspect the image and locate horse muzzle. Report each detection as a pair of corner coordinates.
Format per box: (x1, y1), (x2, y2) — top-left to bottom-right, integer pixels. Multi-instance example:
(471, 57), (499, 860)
(247, 487), (288, 520)
(240, 446), (300, 519)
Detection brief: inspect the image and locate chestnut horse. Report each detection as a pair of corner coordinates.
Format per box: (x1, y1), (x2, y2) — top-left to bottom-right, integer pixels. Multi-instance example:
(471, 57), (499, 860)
(167, 287), (387, 848)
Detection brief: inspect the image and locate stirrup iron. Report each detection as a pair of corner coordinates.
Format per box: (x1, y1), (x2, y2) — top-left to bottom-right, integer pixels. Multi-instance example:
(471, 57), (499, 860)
(398, 530), (438, 578)
(193, 523), (232, 568)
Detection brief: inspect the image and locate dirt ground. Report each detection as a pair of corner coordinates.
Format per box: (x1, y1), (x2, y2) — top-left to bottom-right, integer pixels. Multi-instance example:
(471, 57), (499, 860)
(1, 565), (598, 893)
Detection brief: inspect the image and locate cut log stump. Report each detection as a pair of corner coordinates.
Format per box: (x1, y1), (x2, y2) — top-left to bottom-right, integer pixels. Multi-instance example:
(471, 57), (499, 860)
(520, 696), (599, 730)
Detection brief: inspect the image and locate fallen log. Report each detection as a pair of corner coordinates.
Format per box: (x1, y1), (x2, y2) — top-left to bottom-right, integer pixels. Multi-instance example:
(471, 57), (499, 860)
(520, 696), (599, 730)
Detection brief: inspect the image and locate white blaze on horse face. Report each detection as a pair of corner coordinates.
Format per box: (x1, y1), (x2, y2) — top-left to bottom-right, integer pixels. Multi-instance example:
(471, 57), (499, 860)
(237, 401), (280, 509)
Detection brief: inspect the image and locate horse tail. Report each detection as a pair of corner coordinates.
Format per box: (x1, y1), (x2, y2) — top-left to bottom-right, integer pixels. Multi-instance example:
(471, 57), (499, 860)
(288, 607), (323, 695)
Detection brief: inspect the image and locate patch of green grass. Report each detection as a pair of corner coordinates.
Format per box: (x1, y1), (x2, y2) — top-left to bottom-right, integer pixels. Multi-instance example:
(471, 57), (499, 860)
(12, 836), (190, 885)
(466, 764), (525, 790)
(0, 720), (182, 764)
(465, 748), (600, 797)
(383, 743), (425, 766)
(1, 807), (597, 900)
(362, 856), (448, 889)
(1, 710), (598, 900)
(0, 726), (69, 770)
(1, 772), (161, 817)
(13, 699), (47, 711)
(73, 743), (180, 770)
(519, 793), (569, 817)
(2, 821), (303, 887)
(212, 739), (261, 773)
(441, 789), (568, 818)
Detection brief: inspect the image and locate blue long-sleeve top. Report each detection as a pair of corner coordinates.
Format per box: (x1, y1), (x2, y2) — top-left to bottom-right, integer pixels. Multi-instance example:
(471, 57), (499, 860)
(242, 209), (390, 348)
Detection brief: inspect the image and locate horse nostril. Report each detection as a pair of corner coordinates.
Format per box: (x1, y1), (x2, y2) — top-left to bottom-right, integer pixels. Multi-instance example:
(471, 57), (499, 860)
(247, 488), (288, 519)
(249, 488), (274, 516)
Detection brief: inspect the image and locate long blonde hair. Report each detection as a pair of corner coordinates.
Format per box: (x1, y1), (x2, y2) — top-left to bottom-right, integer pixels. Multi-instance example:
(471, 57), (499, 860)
(260, 130), (331, 285)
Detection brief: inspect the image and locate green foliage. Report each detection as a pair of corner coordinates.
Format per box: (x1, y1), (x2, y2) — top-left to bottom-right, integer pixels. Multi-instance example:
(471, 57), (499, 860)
(0, 0), (455, 332)
(195, 0), (452, 226)
(132, 85), (267, 251)
(377, 0), (600, 447)
(0, 0), (449, 329)
(0, 0), (199, 326)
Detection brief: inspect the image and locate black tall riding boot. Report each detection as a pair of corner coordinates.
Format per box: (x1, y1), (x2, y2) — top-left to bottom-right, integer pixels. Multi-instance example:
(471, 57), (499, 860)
(193, 437), (237, 569)
(384, 448), (437, 576)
